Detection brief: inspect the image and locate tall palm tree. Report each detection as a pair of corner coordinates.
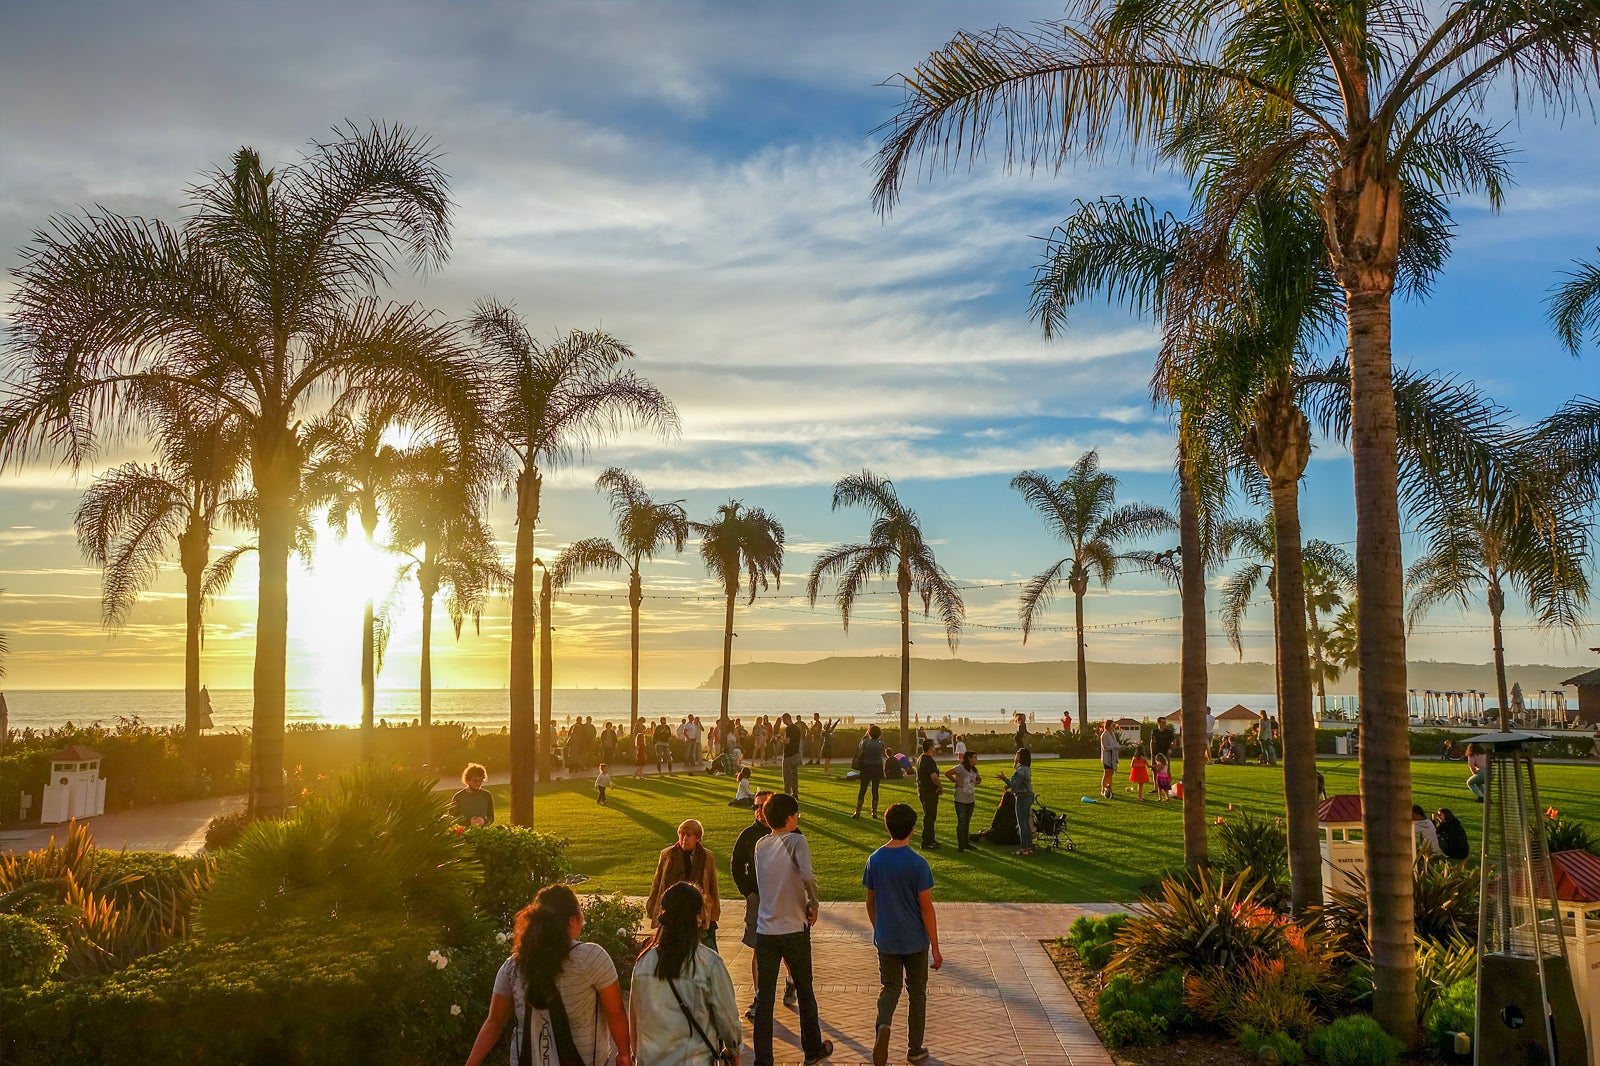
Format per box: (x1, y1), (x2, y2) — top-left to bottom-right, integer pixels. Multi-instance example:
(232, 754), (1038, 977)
(1407, 497), (1591, 731)
(3, 123), (476, 817)
(807, 471), (965, 751)
(468, 301), (678, 826)
(1013, 452), (1175, 730)
(302, 403), (407, 763)
(695, 501), (785, 740)
(1304, 545), (1357, 720)
(74, 408), (252, 767)
(871, 7), (1600, 1033)
(551, 468), (688, 736)
(385, 441), (507, 737)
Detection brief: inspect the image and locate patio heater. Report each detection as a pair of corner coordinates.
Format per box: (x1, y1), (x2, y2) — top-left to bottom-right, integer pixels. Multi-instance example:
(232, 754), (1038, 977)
(1473, 731), (1587, 1066)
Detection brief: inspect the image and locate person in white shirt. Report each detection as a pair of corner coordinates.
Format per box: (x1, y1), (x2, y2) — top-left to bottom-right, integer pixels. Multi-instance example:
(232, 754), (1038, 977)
(752, 793), (832, 1066)
(629, 882), (740, 1066)
(1413, 804), (1441, 855)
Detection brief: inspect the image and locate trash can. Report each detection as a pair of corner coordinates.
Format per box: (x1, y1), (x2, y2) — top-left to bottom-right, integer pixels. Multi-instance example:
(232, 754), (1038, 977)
(1334, 734), (1350, 756)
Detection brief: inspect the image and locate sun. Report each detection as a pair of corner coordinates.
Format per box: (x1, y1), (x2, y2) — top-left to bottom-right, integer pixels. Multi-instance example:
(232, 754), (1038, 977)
(287, 518), (400, 724)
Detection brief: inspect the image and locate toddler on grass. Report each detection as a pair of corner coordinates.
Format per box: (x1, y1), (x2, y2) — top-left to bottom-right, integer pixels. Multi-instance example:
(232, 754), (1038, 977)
(595, 763), (612, 805)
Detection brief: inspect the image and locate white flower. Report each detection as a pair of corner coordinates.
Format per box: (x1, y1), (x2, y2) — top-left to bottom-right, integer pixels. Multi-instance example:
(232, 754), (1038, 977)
(427, 949), (450, 970)
(495, 932), (510, 945)
(451, 1004), (463, 1016)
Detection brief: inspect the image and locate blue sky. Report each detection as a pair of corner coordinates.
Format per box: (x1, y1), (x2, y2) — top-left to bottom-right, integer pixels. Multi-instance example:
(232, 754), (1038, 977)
(1, 0), (1596, 692)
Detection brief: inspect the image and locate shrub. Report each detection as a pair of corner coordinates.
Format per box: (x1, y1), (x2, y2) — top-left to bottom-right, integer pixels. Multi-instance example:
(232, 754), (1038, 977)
(1425, 979), (1475, 1051)
(1110, 868), (1296, 981)
(1326, 855), (1478, 955)
(463, 824), (572, 926)
(1187, 954), (1332, 1039)
(1240, 1025), (1307, 1066)
(202, 808), (256, 851)
(582, 893), (645, 990)
(1103, 1009), (1169, 1048)
(1066, 912), (1127, 970)
(0, 914), (66, 988)
(1098, 969), (1191, 1037)
(1213, 809), (1290, 900)
(1309, 1016), (1401, 1066)
(1544, 813), (1596, 855)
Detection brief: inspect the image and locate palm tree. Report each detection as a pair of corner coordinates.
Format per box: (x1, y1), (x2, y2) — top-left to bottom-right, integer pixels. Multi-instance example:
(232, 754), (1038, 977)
(74, 408), (252, 767)
(1304, 546), (1357, 720)
(302, 404), (407, 763)
(871, 7), (1600, 1034)
(807, 471), (964, 751)
(3, 123), (476, 817)
(695, 501), (785, 740)
(1013, 452), (1175, 730)
(468, 301), (678, 826)
(551, 468), (688, 736)
(385, 441), (507, 739)
(1407, 496), (1590, 731)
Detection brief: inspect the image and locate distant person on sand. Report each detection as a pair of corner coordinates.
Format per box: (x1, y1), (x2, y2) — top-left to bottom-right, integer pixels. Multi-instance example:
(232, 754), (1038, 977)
(451, 763), (494, 827)
(863, 803), (942, 1066)
(1060, 710), (1071, 735)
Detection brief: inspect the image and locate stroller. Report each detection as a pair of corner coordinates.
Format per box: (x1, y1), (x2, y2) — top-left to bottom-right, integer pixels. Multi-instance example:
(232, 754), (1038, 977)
(1031, 801), (1075, 852)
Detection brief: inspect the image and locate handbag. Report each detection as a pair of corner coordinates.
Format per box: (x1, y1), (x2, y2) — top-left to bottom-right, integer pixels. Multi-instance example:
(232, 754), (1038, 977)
(667, 972), (738, 1066)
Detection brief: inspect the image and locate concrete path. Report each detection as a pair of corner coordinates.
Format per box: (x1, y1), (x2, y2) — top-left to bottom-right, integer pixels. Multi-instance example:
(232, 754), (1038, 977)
(0, 793), (245, 855)
(717, 899), (1117, 1066)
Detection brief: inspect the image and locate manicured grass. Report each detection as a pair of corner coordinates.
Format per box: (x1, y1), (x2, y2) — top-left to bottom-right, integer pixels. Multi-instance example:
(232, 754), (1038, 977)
(490, 756), (1600, 903)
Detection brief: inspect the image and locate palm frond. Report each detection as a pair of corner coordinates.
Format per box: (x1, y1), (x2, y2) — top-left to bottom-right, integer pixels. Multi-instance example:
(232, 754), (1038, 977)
(550, 537), (626, 590)
(1018, 557), (1072, 643)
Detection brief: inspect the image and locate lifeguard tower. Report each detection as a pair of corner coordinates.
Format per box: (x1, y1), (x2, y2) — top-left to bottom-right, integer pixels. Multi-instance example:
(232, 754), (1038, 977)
(40, 745), (106, 824)
(1318, 793), (1365, 902)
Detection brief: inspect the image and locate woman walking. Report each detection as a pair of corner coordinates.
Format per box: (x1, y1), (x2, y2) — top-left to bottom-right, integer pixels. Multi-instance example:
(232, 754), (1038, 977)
(1001, 749), (1036, 856)
(629, 882), (741, 1066)
(465, 884), (632, 1066)
(646, 819), (723, 949)
(854, 723), (888, 819)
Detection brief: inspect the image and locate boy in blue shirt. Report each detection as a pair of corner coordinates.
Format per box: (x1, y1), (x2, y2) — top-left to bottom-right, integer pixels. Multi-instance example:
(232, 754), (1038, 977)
(862, 802), (943, 1065)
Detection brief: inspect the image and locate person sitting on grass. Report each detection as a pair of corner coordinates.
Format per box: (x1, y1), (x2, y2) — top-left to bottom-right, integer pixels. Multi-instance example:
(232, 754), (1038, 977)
(628, 881), (741, 1066)
(1434, 808), (1470, 860)
(645, 818), (722, 950)
(451, 763), (494, 827)
(729, 766), (756, 807)
(863, 803), (942, 1066)
(883, 747), (906, 780)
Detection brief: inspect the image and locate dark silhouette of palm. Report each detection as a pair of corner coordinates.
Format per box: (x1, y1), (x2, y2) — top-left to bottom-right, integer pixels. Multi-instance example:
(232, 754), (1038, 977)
(552, 468), (688, 735)
(468, 300), (678, 825)
(694, 501), (784, 739)
(807, 471), (963, 751)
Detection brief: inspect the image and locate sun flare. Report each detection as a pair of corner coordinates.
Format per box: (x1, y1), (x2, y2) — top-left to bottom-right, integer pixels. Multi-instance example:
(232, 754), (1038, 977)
(287, 520), (400, 724)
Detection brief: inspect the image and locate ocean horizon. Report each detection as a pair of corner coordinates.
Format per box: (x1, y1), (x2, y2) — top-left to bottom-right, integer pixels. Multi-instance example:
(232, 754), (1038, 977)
(0, 688), (1286, 733)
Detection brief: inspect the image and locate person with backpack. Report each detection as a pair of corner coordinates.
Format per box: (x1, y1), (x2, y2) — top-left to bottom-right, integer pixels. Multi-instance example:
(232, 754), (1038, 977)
(629, 881), (740, 1066)
(465, 883), (631, 1066)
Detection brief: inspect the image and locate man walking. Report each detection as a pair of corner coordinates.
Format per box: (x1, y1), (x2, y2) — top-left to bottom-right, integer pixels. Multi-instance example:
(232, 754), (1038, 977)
(731, 791), (797, 1020)
(915, 739), (943, 849)
(753, 792), (832, 1065)
(864, 803), (942, 1065)
(781, 712), (804, 798)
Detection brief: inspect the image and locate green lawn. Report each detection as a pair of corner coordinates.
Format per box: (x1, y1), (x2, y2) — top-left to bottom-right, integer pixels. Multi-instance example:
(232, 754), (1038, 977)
(490, 757), (1600, 903)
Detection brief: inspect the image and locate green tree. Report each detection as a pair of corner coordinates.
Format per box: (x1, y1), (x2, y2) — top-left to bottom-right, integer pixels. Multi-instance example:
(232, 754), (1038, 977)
(806, 471), (965, 752)
(74, 407), (252, 767)
(695, 501), (785, 739)
(551, 468), (689, 735)
(468, 301), (677, 825)
(1304, 545), (1357, 719)
(1013, 452), (1175, 730)
(3, 123), (474, 817)
(871, 6), (1600, 1034)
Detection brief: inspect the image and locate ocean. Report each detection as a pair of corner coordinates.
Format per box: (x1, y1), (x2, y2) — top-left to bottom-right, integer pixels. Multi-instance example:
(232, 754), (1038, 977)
(1, 688), (1281, 733)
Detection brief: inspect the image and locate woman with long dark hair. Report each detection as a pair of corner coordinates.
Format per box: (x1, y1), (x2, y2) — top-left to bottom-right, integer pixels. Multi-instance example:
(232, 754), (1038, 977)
(629, 882), (740, 1065)
(853, 723), (887, 819)
(465, 883), (632, 1066)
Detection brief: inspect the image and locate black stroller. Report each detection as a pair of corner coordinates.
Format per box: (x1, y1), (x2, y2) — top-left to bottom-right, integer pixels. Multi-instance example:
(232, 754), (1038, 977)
(1031, 801), (1075, 852)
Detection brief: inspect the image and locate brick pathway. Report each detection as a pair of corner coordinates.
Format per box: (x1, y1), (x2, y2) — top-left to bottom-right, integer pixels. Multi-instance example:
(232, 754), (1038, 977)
(718, 900), (1118, 1066)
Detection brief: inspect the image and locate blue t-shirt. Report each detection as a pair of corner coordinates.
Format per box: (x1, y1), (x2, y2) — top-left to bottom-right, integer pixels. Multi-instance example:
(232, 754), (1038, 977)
(862, 844), (934, 955)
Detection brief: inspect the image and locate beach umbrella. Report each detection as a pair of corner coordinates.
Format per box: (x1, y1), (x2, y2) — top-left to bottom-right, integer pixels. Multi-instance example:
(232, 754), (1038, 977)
(1513, 682), (1527, 720)
(199, 686), (214, 731)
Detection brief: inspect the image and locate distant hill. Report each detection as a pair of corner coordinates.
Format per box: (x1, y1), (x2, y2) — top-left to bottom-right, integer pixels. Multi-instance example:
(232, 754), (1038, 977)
(698, 656), (1591, 694)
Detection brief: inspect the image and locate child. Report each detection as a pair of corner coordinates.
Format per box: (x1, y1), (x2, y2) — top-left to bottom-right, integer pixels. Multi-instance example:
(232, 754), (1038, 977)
(1153, 753), (1172, 801)
(634, 730), (649, 777)
(1128, 744), (1150, 801)
(728, 766), (755, 807)
(594, 763), (612, 805)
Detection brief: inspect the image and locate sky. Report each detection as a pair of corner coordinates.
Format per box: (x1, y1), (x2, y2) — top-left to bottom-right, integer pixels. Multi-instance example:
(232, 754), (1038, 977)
(1, 0), (1597, 695)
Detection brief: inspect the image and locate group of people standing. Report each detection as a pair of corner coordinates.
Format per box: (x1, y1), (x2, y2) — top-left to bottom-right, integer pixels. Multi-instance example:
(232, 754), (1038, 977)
(465, 789), (944, 1066)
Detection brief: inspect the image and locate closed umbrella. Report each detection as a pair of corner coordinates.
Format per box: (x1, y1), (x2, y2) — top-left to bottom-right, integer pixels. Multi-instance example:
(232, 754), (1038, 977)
(199, 686), (214, 731)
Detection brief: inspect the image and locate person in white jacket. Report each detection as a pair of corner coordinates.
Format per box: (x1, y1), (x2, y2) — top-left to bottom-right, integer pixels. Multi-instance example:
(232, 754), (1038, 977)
(629, 882), (740, 1066)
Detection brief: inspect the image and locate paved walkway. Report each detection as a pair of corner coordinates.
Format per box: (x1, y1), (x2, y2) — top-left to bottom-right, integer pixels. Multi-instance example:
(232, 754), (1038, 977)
(0, 793), (245, 855)
(717, 899), (1117, 1066)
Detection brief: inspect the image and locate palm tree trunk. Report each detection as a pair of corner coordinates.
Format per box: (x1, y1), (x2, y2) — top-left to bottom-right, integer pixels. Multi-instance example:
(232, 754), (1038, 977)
(1074, 588), (1089, 731)
(1177, 445), (1209, 869)
(719, 590), (736, 739)
(360, 599), (375, 763)
(1348, 286), (1416, 1041)
(248, 441), (295, 818)
(509, 466), (540, 825)
(539, 564), (553, 782)
(1309, 614), (1329, 720)
(630, 571), (642, 736)
(899, 581), (912, 753)
(420, 583), (434, 770)
(183, 559), (204, 775)
(1489, 579), (1509, 731)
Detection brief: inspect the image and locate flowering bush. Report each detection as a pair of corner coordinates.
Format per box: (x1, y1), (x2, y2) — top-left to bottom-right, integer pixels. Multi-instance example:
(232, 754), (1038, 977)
(581, 893), (646, 991)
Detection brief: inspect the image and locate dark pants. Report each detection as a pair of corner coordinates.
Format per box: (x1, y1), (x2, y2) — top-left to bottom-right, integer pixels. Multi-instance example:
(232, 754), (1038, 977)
(954, 800), (975, 849)
(876, 949), (930, 1053)
(701, 921), (718, 951)
(783, 753), (801, 797)
(755, 930), (824, 1065)
(920, 793), (939, 846)
(596, 786), (607, 805)
(856, 767), (883, 812)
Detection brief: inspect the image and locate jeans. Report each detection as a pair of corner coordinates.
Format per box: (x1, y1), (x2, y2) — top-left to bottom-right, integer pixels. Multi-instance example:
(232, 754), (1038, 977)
(688, 738), (702, 763)
(954, 800), (975, 848)
(1015, 793), (1035, 848)
(755, 930), (824, 1065)
(783, 753), (801, 797)
(920, 794), (939, 846)
(1468, 764), (1490, 801)
(876, 949), (929, 1053)
(856, 767), (883, 812)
